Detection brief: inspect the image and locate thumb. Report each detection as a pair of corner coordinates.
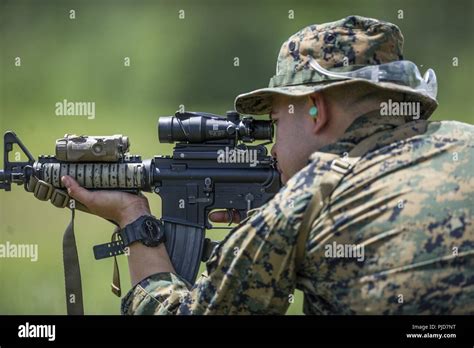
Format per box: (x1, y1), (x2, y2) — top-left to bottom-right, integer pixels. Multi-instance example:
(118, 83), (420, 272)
(61, 175), (93, 205)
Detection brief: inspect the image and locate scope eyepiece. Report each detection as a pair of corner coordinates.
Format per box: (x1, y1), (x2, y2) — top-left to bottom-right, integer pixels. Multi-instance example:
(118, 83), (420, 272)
(158, 110), (273, 144)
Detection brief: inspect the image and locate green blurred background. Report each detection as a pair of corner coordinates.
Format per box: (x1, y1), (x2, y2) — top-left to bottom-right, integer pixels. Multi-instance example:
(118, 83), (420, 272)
(0, 0), (472, 314)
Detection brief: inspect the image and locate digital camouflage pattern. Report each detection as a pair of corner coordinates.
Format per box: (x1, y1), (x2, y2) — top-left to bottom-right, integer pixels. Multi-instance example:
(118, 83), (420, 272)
(122, 111), (474, 315)
(234, 15), (438, 119)
(121, 16), (472, 315)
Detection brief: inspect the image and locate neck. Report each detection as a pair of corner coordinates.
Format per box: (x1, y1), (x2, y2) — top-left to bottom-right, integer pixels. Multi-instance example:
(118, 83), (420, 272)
(319, 108), (408, 156)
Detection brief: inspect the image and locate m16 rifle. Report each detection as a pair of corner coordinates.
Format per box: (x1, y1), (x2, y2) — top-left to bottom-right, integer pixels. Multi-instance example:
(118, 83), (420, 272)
(0, 110), (281, 314)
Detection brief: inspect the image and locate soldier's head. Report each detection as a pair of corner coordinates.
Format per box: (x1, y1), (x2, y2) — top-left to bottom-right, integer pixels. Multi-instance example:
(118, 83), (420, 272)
(235, 15), (438, 184)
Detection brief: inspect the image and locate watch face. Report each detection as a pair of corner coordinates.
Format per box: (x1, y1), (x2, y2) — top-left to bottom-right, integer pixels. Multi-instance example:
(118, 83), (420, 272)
(141, 218), (163, 247)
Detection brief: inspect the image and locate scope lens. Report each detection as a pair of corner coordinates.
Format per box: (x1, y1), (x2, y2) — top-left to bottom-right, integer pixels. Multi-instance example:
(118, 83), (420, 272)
(158, 117), (176, 143)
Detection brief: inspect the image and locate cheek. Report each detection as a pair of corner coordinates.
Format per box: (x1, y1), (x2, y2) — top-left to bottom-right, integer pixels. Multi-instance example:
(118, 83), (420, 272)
(275, 120), (297, 163)
(275, 117), (313, 180)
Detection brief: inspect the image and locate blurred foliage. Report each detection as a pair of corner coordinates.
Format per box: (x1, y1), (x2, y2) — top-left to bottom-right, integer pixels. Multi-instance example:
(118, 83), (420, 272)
(0, 0), (472, 315)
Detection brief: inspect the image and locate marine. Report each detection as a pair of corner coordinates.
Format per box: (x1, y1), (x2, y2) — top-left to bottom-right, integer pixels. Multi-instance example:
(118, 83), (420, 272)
(35, 15), (474, 315)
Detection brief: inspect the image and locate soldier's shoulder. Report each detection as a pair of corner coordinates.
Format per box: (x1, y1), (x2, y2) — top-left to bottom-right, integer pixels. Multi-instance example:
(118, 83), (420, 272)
(426, 120), (474, 143)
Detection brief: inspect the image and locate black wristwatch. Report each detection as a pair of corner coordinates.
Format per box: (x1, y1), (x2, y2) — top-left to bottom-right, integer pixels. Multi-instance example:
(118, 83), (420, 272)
(119, 215), (166, 247)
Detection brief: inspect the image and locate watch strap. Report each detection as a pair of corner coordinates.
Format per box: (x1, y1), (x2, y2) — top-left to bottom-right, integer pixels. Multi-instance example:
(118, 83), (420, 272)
(93, 240), (126, 260)
(119, 223), (143, 246)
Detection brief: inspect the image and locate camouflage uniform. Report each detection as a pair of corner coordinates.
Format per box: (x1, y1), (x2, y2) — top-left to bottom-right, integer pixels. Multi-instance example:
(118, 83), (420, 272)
(121, 16), (474, 314)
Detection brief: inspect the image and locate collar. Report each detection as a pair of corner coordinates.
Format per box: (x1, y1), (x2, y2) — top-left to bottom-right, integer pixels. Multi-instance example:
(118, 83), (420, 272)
(309, 109), (408, 162)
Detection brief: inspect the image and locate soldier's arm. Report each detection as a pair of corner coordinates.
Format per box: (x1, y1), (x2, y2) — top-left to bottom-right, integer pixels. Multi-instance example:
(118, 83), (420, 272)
(61, 176), (176, 286)
(121, 200), (298, 315)
(62, 174), (299, 315)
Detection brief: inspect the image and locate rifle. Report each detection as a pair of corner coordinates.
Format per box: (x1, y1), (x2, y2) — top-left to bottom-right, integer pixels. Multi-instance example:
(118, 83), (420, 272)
(0, 110), (281, 314)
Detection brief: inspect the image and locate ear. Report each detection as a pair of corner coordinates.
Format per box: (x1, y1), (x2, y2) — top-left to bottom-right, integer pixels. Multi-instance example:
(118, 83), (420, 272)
(309, 92), (329, 134)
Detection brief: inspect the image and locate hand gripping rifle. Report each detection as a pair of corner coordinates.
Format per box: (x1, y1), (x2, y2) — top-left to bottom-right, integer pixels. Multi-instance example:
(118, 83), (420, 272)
(0, 110), (281, 314)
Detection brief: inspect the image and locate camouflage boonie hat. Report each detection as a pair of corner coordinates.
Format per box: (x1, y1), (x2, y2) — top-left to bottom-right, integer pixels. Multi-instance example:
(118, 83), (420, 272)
(235, 15), (438, 119)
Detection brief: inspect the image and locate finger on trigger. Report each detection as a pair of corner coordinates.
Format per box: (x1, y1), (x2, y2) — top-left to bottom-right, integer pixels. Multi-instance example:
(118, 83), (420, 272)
(209, 210), (240, 224)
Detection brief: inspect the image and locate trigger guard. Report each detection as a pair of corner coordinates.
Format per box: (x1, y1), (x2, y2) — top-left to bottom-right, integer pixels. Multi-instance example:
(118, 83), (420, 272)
(226, 209), (234, 226)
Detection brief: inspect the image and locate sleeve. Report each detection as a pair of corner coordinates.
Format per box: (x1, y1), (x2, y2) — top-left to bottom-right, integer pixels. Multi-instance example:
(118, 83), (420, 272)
(121, 197), (299, 315)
